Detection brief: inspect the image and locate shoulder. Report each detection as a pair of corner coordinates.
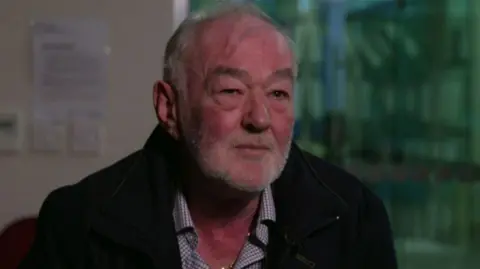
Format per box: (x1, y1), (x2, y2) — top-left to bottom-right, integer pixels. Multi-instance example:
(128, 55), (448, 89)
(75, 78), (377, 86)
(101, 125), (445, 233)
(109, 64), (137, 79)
(299, 151), (396, 266)
(300, 150), (386, 217)
(37, 150), (145, 229)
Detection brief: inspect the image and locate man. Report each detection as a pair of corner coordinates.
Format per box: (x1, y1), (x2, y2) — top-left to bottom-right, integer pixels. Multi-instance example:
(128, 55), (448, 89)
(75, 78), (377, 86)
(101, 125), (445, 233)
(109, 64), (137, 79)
(20, 3), (397, 269)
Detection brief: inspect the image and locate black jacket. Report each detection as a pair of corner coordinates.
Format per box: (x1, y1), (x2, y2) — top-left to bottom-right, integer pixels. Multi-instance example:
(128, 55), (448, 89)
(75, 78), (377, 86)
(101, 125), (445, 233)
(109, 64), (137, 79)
(19, 126), (397, 269)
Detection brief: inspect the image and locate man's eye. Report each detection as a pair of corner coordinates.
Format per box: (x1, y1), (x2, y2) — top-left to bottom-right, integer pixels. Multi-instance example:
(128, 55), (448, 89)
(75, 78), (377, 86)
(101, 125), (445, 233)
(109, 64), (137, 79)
(270, 90), (290, 99)
(220, 88), (242, 95)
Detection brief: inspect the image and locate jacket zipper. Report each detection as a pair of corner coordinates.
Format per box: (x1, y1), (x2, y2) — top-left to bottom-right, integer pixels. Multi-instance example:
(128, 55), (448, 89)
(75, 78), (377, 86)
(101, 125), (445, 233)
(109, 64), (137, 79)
(266, 215), (341, 269)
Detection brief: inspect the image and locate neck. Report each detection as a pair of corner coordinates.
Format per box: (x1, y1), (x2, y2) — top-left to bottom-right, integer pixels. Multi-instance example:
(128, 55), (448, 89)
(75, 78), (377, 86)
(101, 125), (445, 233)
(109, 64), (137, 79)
(183, 181), (261, 268)
(182, 176), (262, 234)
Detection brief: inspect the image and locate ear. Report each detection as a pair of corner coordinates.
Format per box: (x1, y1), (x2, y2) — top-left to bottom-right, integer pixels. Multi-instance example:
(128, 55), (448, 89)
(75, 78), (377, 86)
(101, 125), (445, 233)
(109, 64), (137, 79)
(153, 80), (180, 139)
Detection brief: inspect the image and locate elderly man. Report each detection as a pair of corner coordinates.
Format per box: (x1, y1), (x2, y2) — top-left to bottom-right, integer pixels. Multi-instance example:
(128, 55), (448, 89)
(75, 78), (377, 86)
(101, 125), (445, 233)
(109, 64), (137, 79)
(20, 3), (396, 269)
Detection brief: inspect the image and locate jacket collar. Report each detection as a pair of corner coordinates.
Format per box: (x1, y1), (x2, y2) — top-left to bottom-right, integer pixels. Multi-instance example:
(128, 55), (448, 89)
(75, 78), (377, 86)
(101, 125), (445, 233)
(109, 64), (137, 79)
(89, 126), (182, 268)
(90, 125), (348, 267)
(271, 143), (349, 241)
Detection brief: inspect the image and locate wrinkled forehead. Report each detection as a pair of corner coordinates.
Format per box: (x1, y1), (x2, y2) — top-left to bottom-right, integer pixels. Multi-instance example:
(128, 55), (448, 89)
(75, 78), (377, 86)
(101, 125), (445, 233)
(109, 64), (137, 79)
(191, 15), (293, 76)
(200, 15), (284, 43)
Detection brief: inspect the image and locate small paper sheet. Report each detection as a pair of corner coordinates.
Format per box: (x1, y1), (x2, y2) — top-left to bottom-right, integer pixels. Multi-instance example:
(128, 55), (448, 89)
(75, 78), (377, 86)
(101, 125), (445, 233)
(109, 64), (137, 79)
(70, 118), (103, 155)
(31, 121), (67, 152)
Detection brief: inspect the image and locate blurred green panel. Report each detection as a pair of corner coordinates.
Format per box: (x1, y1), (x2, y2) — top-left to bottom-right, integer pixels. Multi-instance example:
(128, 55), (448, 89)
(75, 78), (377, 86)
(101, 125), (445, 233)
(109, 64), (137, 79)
(190, 0), (480, 267)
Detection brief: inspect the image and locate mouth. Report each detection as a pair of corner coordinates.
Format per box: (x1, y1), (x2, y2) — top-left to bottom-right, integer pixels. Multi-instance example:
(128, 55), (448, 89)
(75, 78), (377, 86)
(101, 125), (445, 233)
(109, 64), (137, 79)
(234, 144), (271, 150)
(234, 144), (271, 158)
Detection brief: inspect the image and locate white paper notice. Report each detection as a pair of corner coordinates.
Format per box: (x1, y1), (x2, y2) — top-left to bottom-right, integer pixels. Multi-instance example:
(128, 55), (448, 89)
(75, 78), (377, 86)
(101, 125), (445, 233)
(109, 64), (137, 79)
(31, 19), (108, 153)
(32, 121), (67, 152)
(70, 118), (103, 155)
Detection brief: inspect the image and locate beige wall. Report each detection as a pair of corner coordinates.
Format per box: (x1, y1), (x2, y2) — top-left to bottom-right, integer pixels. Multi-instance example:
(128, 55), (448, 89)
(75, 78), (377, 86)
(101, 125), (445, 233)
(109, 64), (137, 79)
(0, 0), (185, 228)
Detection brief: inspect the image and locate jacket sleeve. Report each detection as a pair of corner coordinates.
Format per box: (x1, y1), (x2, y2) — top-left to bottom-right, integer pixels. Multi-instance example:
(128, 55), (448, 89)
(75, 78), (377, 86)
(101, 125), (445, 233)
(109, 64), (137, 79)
(360, 190), (398, 269)
(18, 190), (71, 269)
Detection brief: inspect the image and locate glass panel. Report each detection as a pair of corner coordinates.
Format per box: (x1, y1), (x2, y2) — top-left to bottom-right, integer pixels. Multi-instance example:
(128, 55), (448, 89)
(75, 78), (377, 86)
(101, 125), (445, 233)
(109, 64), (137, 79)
(189, 0), (480, 268)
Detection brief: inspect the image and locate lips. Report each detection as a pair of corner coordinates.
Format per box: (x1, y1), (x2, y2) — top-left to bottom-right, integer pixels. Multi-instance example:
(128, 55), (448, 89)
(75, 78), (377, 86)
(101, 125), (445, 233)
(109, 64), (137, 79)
(234, 144), (270, 150)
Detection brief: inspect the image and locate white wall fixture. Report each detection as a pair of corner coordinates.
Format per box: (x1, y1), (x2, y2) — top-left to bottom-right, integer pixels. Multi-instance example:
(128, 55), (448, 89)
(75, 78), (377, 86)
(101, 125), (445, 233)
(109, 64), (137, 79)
(0, 110), (23, 153)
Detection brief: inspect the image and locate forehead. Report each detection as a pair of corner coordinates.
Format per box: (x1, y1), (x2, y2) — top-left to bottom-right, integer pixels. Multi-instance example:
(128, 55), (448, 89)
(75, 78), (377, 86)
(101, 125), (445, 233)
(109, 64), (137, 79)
(193, 16), (293, 78)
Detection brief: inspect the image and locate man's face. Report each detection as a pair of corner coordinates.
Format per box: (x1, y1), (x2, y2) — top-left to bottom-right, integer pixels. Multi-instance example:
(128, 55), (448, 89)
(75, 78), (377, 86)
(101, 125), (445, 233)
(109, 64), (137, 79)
(180, 16), (295, 193)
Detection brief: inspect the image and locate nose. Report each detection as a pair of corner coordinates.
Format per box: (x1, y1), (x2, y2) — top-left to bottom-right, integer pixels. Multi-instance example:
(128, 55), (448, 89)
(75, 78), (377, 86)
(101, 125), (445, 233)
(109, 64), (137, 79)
(242, 92), (271, 133)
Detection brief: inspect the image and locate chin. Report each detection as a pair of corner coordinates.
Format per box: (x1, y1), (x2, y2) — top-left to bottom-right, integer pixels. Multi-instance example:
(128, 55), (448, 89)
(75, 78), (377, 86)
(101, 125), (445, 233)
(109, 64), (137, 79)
(197, 150), (285, 192)
(224, 178), (270, 193)
(222, 166), (278, 193)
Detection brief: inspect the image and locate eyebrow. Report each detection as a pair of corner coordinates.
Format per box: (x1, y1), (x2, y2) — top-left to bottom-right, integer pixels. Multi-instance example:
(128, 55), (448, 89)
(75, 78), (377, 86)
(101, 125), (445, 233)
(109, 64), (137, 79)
(209, 65), (294, 85)
(270, 68), (294, 82)
(211, 66), (251, 82)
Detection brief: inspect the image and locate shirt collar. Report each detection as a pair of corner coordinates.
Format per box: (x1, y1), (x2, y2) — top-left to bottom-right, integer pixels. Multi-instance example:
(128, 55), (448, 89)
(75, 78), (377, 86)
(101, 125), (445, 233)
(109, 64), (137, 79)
(173, 186), (276, 233)
(257, 186), (276, 226)
(172, 188), (195, 233)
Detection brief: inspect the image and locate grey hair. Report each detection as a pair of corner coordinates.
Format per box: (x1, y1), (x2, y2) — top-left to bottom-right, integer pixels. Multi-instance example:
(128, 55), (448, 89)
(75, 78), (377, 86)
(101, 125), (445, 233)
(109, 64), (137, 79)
(162, 2), (297, 98)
